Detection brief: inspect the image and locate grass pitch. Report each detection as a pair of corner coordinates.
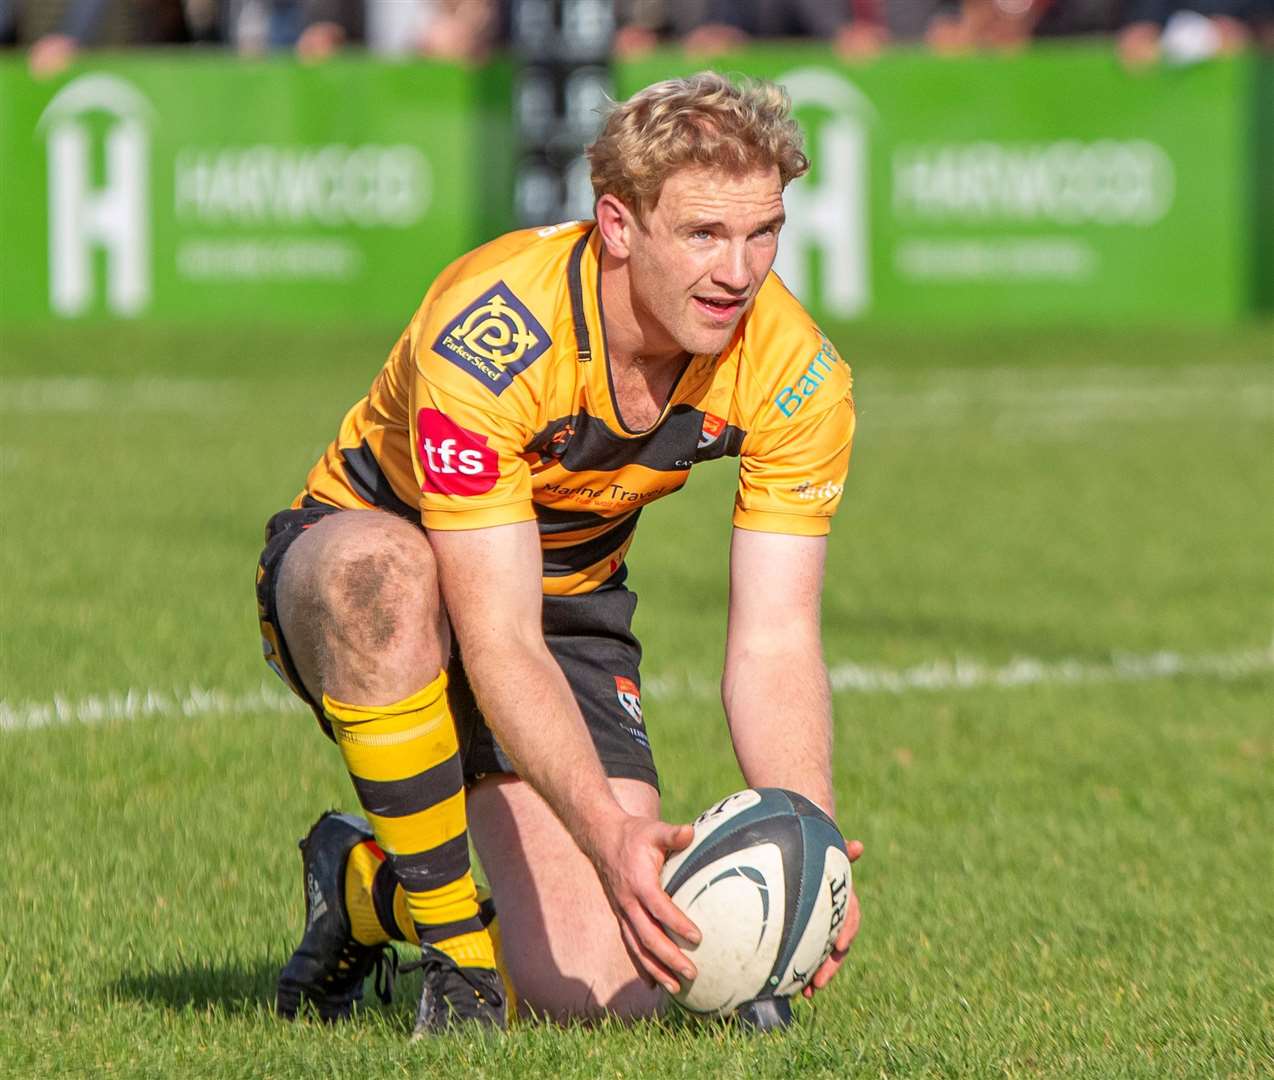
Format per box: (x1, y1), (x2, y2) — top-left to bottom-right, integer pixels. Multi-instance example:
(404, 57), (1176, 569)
(0, 321), (1271, 1078)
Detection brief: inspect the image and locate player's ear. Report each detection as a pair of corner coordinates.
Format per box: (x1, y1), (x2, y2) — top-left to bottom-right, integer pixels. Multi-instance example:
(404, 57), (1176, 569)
(596, 193), (637, 260)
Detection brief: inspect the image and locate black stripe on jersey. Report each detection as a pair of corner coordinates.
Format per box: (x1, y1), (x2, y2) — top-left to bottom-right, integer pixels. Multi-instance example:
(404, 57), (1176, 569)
(542, 510), (641, 576)
(392, 833), (471, 893)
(561, 407), (695, 473)
(350, 755), (464, 818)
(534, 502), (618, 536)
(526, 408), (746, 475)
(341, 440), (416, 519)
(570, 406), (746, 473)
(694, 411), (748, 464)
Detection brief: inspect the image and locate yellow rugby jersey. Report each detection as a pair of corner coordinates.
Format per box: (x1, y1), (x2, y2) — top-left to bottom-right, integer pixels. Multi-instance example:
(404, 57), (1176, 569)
(298, 222), (855, 596)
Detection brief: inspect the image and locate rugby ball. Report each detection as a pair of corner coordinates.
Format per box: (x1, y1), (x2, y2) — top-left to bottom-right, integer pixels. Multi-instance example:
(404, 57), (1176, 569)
(660, 788), (851, 1016)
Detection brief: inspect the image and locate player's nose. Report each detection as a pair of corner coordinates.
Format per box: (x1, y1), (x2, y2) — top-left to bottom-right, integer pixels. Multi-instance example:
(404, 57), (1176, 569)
(711, 241), (751, 294)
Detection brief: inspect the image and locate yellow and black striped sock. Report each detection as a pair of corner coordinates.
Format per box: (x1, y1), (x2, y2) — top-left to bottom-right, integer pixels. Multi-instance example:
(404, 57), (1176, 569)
(344, 853), (519, 1013)
(323, 672), (495, 970)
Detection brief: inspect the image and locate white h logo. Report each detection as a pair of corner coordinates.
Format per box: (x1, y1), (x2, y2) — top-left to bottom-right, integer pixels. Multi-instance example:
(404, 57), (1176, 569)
(774, 68), (875, 319)
(38, 75), (152, 317)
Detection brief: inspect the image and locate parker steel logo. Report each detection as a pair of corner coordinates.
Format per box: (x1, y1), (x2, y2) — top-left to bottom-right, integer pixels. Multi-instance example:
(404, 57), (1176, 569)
(38, 74), (153, 317)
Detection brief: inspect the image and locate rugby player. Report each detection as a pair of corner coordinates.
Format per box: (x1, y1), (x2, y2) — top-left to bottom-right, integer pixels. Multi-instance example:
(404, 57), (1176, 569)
(255, 72), (863, 1034)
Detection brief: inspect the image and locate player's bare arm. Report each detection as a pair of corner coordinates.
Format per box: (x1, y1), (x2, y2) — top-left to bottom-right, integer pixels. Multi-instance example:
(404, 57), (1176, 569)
(722, 528), (834, 810)
(427, 520), (701, 994)
(722, 526), (864, 995)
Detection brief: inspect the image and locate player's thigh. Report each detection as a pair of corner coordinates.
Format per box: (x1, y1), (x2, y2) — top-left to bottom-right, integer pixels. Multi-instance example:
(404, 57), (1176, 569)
(273, 508), (449, 703)
(467, 774), (664, 1022)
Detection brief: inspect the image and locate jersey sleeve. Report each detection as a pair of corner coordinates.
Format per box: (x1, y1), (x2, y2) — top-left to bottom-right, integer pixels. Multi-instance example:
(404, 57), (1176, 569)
(407, 284), (545, 532)
(733, 386), (856, 537)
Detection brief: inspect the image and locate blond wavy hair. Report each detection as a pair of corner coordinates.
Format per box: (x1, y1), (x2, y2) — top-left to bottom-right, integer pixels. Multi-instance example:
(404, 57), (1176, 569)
(587, 72), (809, 223)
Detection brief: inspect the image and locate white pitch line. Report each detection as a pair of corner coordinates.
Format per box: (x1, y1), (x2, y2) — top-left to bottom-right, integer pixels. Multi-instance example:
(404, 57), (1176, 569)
(643, 643), (1274, 699)
(832, 643), (1274, 693)
(0, 376), (239, 414)
(0, 684), (303, 733)
(2, 644), (1271, 734)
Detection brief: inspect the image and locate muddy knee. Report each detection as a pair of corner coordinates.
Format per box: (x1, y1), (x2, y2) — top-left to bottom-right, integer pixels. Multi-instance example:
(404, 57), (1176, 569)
(276, 511), (449, 703)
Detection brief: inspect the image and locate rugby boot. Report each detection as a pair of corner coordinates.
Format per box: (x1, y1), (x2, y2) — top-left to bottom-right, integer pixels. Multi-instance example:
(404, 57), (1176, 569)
(735, 996), (793, 1032)
(276, 811), (399, 1022)
(407, 946), (507, 1036)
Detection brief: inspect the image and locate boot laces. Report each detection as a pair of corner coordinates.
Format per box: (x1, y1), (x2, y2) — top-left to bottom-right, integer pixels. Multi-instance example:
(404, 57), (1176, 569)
(324, 940), (399, 1006)
(401, 947), (504, 1008)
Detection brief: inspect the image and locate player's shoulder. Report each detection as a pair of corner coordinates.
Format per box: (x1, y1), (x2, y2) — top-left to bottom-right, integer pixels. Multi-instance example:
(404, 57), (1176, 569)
(406, 221), (589, 402)
(422, 221), (588, 312)
(735, 271), (852, 425)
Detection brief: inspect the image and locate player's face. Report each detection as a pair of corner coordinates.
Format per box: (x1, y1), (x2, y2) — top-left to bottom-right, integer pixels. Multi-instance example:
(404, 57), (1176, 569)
(629, 165), (785, 358)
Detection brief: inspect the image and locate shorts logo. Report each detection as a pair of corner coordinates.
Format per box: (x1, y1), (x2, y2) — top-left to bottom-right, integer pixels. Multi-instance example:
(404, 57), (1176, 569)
(614, 675), (650, 750)
(432, 282), (550, 395)
(416, 408), (499, 496)
(615, 676), (643, 725)
(698, 413), (726, 449)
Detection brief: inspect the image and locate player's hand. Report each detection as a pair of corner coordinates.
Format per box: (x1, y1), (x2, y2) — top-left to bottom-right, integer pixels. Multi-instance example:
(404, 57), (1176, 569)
(803, 839), (864, 999)
(593, 814), (702, 995)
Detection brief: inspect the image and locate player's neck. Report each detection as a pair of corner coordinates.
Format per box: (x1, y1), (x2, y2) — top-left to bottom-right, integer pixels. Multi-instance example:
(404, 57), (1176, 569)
(599, 250), (687, 374)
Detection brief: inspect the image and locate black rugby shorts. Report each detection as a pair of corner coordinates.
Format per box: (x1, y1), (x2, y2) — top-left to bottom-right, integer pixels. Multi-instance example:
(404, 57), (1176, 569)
(255, 500), (658, 790)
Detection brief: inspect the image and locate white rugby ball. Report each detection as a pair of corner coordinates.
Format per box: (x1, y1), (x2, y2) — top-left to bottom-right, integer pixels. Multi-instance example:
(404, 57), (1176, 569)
(660, 788), (852, 1016)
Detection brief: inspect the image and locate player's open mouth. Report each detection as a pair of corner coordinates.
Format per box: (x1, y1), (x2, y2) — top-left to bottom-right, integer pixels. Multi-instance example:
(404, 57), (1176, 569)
(694, 296), (746, 321)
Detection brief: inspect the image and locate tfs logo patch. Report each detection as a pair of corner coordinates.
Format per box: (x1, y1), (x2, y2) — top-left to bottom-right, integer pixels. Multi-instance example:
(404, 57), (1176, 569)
(416, 408), (499, 496)
(432, 282), (550, 395)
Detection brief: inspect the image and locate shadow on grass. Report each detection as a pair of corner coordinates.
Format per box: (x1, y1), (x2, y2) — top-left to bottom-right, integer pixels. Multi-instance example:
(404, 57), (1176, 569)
(105, 955), (806, 1039)
(108, 956), (289, 1018)
(107, 952), (421, 1030)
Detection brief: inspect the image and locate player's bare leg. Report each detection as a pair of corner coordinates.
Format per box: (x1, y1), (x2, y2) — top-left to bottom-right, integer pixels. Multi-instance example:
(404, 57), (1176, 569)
(467, 774), (665, 1022)
(273, 509), (504, 1030)
(275, 509), (450, 705)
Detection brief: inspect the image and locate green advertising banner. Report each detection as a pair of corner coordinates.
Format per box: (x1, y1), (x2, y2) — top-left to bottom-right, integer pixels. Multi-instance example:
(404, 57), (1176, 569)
(621, 45), (1264, 328)
(0, 48), (1266, 327)
(0, 55), (513, 324)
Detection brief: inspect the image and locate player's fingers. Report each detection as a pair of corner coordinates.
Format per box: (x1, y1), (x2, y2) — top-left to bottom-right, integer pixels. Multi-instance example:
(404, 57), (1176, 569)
(641, 878), (701, 946)
(808, 950), (844, 994)
(846, 839), (865, 861)
(626, 894), (697, 985)
(619, 903), (684, 994)
(837, 888), (861, 950)
(616, 918), (658, 990)
(808, 889), (861, 995)
(812, 925), (856, 990)
(662, 822), (695, 852)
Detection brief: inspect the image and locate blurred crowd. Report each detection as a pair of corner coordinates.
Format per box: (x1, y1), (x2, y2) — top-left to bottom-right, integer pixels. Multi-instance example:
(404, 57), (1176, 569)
(3, 0), (1271, 75)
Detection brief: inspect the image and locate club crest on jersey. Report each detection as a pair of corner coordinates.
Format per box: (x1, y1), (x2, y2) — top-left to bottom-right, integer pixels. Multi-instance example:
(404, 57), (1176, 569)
(698, 413), (726, 449)
(432, 282), (550, 395)
(614, 676), (643, 725)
